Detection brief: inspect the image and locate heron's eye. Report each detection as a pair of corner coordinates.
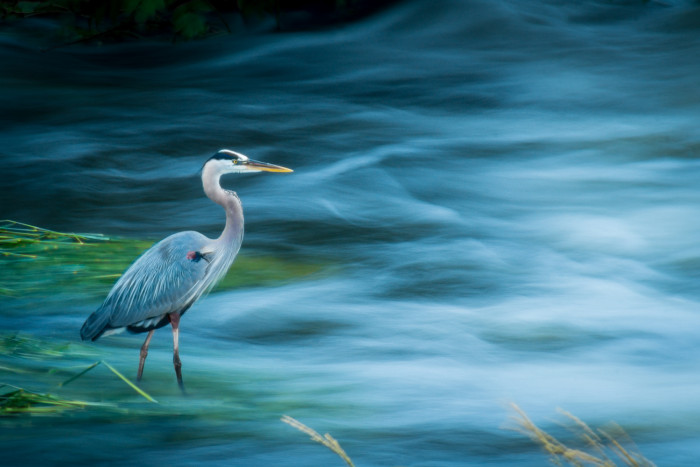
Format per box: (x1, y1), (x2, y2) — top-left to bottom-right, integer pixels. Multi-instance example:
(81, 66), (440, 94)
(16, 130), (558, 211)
(232, 159), (238, 164)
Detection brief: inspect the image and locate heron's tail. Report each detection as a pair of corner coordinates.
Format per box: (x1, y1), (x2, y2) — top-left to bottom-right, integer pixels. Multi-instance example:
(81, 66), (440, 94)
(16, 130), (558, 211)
(80, 309), (110, 341)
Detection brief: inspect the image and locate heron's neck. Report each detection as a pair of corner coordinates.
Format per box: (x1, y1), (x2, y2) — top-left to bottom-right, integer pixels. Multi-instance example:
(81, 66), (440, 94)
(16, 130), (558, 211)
(202, 167), (244, 246)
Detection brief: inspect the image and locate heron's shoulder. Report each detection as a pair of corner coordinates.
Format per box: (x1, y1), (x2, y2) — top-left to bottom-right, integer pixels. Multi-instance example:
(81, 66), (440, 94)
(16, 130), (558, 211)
(161, 230), (210, 245)
(140, 231), (211, 261)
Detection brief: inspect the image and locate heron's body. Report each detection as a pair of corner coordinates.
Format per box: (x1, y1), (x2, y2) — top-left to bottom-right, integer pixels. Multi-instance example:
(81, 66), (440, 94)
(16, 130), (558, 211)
(80, 229), (235, 340)
(80, 149), (291, 389)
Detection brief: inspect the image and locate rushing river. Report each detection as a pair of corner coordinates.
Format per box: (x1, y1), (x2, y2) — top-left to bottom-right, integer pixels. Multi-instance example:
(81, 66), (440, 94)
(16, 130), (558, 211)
(3, 0), (700, 465)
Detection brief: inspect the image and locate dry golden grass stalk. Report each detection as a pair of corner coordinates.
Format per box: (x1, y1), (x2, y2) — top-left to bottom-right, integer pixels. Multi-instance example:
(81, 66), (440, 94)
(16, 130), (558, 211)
(511, 403), (655, 467)
(281, 415), (355, 467)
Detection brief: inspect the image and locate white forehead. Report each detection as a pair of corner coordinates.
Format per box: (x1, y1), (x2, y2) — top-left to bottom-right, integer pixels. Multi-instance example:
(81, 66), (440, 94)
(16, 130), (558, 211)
(218, 149), (249, 161)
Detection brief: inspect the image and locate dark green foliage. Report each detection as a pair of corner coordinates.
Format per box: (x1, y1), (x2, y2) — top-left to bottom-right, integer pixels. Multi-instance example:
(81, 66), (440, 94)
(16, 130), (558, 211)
(172, 0), (211, 38)
(0, 334), (155, 414)
(0, 0), (396, 43)
(0, 386), (95, 414)
(124, 0), (166, 24)
(1, 0), (215, 40)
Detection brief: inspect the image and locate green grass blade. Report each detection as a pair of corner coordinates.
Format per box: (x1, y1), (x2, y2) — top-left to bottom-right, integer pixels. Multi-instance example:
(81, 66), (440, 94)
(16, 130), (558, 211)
(101, 360), (157, 403)
(59, 361), (101, 387)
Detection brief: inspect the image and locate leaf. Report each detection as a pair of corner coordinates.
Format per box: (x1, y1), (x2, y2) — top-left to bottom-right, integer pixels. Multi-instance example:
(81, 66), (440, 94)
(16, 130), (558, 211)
(101, 360), (158, 403)
(17, 2), (40, 14)
(134, 0), (166, 23)
(171, 0), (213, 39)
(59, 361), (100, 387)
(123, 0), (143, 15)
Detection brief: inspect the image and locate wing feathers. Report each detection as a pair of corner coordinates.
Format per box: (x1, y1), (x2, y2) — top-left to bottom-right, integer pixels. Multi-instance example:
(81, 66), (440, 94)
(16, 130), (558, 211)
(80, 231), (213, 340)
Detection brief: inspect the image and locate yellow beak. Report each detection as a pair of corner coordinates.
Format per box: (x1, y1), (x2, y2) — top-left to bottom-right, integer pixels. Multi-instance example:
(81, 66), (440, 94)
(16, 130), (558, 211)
(247, 160), (293, 173)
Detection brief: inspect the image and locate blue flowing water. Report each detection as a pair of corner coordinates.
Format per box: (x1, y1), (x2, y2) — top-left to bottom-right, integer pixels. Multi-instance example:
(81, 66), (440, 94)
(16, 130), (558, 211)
(3, 0), (700, 465)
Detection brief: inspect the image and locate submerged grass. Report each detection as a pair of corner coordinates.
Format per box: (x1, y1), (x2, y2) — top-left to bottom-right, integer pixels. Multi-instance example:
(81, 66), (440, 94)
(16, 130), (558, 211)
(0, 219), (324, 300)
(0, 219), (108, 252)
(0, 333), (83, 360)
(0, 367), (155, 416)
(59, 360), (157, 403)
(511, 404), (656, 467)
(1, 333), (157, 415)
(0, 368), (149, 416)
(0, 219), (141, 299)
(0, 384), (110, 415)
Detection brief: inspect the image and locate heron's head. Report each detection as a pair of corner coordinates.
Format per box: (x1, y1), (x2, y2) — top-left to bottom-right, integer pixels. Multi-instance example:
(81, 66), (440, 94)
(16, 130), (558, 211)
(206, 149), (293, 175)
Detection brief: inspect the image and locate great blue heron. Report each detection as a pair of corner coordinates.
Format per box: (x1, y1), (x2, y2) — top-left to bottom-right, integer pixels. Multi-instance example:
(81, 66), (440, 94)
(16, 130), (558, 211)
(80, 149), (292, 390)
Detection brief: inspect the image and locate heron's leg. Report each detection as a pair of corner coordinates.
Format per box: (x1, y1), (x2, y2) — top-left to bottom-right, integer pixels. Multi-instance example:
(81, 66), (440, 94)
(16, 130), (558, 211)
(137, 330), (155, 382)
(169, 312), (185, 392)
